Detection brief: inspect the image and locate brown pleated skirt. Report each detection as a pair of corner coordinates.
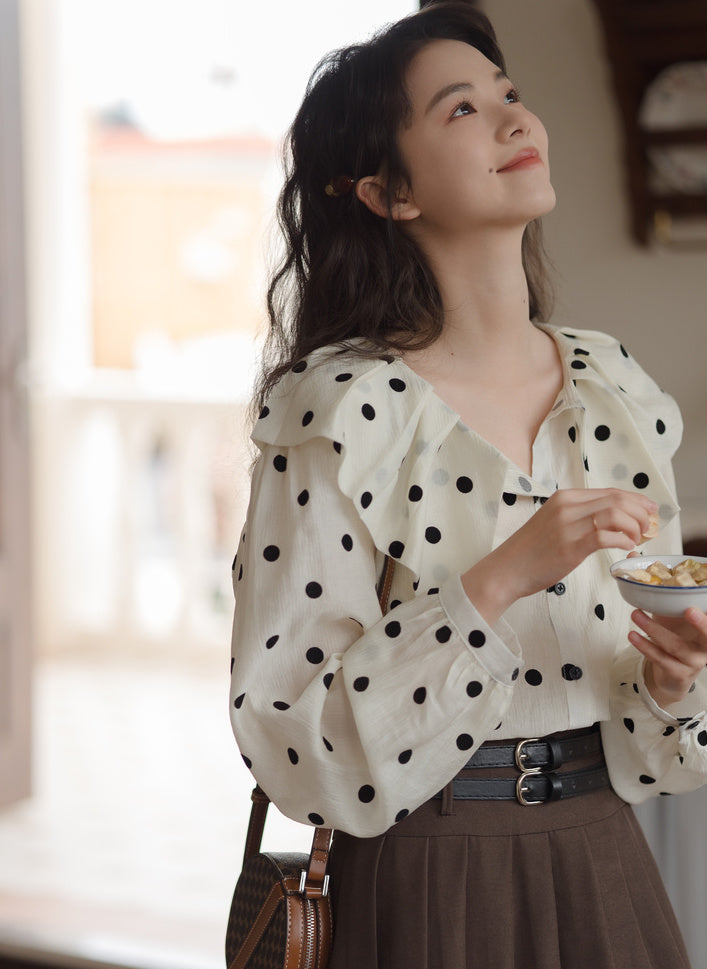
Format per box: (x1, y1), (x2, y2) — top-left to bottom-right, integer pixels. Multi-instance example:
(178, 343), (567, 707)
(327, 785), (690, 969)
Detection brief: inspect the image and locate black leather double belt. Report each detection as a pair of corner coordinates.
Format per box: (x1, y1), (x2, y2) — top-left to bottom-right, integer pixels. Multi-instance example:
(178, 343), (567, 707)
(434, 724), (609, 806)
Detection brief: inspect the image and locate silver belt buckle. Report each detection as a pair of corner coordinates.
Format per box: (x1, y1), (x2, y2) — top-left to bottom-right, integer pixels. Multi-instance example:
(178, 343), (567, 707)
(514, 737), (539, 770)
(515, 738), (543, 805)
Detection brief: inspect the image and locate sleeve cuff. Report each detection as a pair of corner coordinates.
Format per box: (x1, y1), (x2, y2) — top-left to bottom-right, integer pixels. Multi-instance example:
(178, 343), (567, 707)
(439, 573), (522, 685)
(636, 656), (680, 726)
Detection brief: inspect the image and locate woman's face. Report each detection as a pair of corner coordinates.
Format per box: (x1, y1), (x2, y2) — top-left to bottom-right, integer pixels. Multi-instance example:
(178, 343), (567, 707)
(395, 39), (556, 238)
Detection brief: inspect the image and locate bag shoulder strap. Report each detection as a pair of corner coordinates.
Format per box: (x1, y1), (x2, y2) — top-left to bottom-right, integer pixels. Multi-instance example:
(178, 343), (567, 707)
(241, 555), (396, 881)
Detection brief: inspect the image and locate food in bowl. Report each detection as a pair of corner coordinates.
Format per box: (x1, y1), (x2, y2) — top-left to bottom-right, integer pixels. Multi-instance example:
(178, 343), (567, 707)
(610, 555), (707, 617)
(613, 558), (707, 587)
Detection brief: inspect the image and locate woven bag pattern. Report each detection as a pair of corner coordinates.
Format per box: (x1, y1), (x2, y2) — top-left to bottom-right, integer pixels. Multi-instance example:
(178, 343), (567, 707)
(226, 851), (308, 968)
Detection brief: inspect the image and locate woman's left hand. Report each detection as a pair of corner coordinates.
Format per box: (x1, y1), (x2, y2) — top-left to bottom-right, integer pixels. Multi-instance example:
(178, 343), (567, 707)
(629, 608), (707, 709)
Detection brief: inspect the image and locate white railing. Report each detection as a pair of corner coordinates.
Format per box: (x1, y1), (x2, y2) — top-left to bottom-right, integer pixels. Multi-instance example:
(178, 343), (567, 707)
(32, 372), (254, 656)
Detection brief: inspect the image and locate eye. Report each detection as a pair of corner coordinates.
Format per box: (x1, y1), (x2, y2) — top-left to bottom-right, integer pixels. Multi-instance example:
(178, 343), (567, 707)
(504, 87), (522, 104)
(450, 99), (475, 118)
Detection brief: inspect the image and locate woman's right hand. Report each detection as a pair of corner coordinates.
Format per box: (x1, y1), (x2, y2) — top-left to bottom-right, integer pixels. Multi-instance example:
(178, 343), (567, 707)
(460, 488), (658, 626)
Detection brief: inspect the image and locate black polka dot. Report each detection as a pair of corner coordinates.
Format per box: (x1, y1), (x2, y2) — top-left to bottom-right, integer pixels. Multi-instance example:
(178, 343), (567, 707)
(335, 372), (353, 382)
(413, 687), (427, 704)
(624, 718), (635, 733)
(242, 755), (252, 769)
(561, 663), (583, 681)
(525, 669), (543, 686)
(595, 425), (611, 441)
(620, 344), (629, 358)
(656, 419), (666, 435)
(361, 491), (372, 509)
(362, 403), (376, 421)
(287, 747), (299, 764)
(297, 489), (310, 506)
(273, 454), (287, 472)
(234, 692), (245, 709)
(230, 656), (235, 674)
(583, 456), (590, 472)
(594, 604), (605, 620)
(663, 726), (675, 737)
(353, 676), (370, 692)
(302, 410), (314, 427)
(425, 526), (441, 544)
(633, 472), (649, 489)
(395, 809), (409, 823)
(341, 534), (353, 551)
(436, 625), (452, 643)
(570, 359), (587, 370)
(292, 360), (307, 373)
(323, 737), (333, 751)
(237, 564), (243, 582)
(263, 544), (280, 561)
(389, 378), (406, 392)
(259, 406), (270, 419)
(306, 582), (323, 598)
(358, 785), (375, 803)
(388, 541), (405, 559)
(502, 492), (516, 505)
(385, 620), (402, 638)
(398, 749), (412, 764)
(639, 774), (656, 785)
(266, 634), (279, 649)
(466, 681), (483, 698)
(468, 630), (486, 648)
(698, 731), (707, 747)
(511, 668), (520, 681)
(308, 812), (324, 825)
(456, 733), (473, 751)
(574, 347), (589, 356)
(456, 476), (473, 493)
(323, 672), (334, 689)
(519, 477), (532, 493)
(390, 600), (401, 609)
(408, 485), (423, 502)
(306, 647), (324, 664)
(333, 441), (342, 454)
(568, 426), (577, 443)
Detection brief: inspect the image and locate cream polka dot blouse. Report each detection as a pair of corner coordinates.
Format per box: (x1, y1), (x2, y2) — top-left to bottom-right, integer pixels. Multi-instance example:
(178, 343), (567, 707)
(229, 325), (707, 838)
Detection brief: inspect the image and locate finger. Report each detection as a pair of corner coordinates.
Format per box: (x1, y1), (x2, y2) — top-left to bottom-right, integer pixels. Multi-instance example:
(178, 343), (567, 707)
(632, 610), (707, 669)
(628, 629), (689, 680)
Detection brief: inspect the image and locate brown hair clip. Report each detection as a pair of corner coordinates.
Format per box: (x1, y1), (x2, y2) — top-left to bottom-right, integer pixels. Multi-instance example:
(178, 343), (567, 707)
(325, 175), (356, 197)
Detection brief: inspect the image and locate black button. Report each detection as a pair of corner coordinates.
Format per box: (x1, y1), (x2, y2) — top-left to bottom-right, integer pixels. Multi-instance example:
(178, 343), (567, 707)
(561, 664), (583, 682)
(554, 582), (566, 596)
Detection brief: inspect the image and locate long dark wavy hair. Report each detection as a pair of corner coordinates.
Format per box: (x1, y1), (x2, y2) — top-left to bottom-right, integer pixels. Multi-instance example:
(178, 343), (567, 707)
(254, 1), (554, 415)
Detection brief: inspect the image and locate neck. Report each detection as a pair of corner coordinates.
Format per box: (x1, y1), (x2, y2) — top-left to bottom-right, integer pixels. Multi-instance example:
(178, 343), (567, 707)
(416, 226), (540, 372)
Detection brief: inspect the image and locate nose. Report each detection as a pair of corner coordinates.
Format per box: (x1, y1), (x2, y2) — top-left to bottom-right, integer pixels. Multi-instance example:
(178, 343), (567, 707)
(498, 103), (532, 141)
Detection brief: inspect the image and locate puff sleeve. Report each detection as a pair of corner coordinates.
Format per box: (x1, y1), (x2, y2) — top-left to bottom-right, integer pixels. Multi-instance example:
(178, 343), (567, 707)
(229, 353), (523, 837)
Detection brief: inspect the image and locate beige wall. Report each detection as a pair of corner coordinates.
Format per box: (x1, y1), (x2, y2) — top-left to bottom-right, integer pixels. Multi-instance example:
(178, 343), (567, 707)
(487, 0), (707, 532)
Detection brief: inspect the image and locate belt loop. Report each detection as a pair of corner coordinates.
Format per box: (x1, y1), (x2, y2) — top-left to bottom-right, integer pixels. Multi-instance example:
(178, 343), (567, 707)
(440, 779), (455, 816)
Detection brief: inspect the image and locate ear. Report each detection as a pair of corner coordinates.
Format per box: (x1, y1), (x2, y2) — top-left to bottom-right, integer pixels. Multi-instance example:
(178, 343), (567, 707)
(356, 175), (421, 222)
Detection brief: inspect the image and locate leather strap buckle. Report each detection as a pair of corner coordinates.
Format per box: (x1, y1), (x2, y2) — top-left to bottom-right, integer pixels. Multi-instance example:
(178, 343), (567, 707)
(514, 737), (540, 770)
(299, 869), (330, 897)
(515, 768), (543, 805)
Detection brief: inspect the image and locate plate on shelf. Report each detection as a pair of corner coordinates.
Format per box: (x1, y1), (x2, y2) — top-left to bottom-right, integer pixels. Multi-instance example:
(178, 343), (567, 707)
(639, 62), (707, 194)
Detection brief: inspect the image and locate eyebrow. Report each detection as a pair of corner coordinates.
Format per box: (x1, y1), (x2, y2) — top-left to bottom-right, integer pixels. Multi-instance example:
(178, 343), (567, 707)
(424, 70), (509, 115)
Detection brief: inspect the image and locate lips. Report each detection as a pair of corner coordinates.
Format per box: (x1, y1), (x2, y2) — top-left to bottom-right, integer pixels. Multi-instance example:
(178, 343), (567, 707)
(497, 148), (542, 172)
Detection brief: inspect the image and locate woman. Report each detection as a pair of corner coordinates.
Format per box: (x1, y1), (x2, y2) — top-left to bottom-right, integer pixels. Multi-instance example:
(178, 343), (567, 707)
(229, 4), (707, 966)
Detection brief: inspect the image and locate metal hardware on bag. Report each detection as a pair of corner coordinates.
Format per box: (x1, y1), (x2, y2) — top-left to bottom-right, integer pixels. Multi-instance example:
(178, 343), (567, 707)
(516, 768), (544, 806)
(514, 737), (540, 770)
(299, 869), (330, 896)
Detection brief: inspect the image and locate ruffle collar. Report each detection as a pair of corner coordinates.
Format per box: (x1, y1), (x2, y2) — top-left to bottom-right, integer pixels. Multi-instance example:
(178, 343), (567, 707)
(252, 327), (682, 579)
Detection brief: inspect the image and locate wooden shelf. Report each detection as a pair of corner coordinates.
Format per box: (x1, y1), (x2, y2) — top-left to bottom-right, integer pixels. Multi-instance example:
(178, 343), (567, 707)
(591, 0), (707, 245)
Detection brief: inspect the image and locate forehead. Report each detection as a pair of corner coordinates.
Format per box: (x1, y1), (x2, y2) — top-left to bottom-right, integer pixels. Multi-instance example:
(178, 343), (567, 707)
(404, 39), (503, 113)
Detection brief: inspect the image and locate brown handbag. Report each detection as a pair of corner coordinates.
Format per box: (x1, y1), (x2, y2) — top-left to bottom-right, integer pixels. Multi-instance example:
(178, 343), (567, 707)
(225, 556), (395, 969)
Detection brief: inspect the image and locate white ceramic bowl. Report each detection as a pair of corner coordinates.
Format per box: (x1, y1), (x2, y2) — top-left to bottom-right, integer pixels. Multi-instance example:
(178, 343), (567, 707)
(610, 555), (707, 617)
